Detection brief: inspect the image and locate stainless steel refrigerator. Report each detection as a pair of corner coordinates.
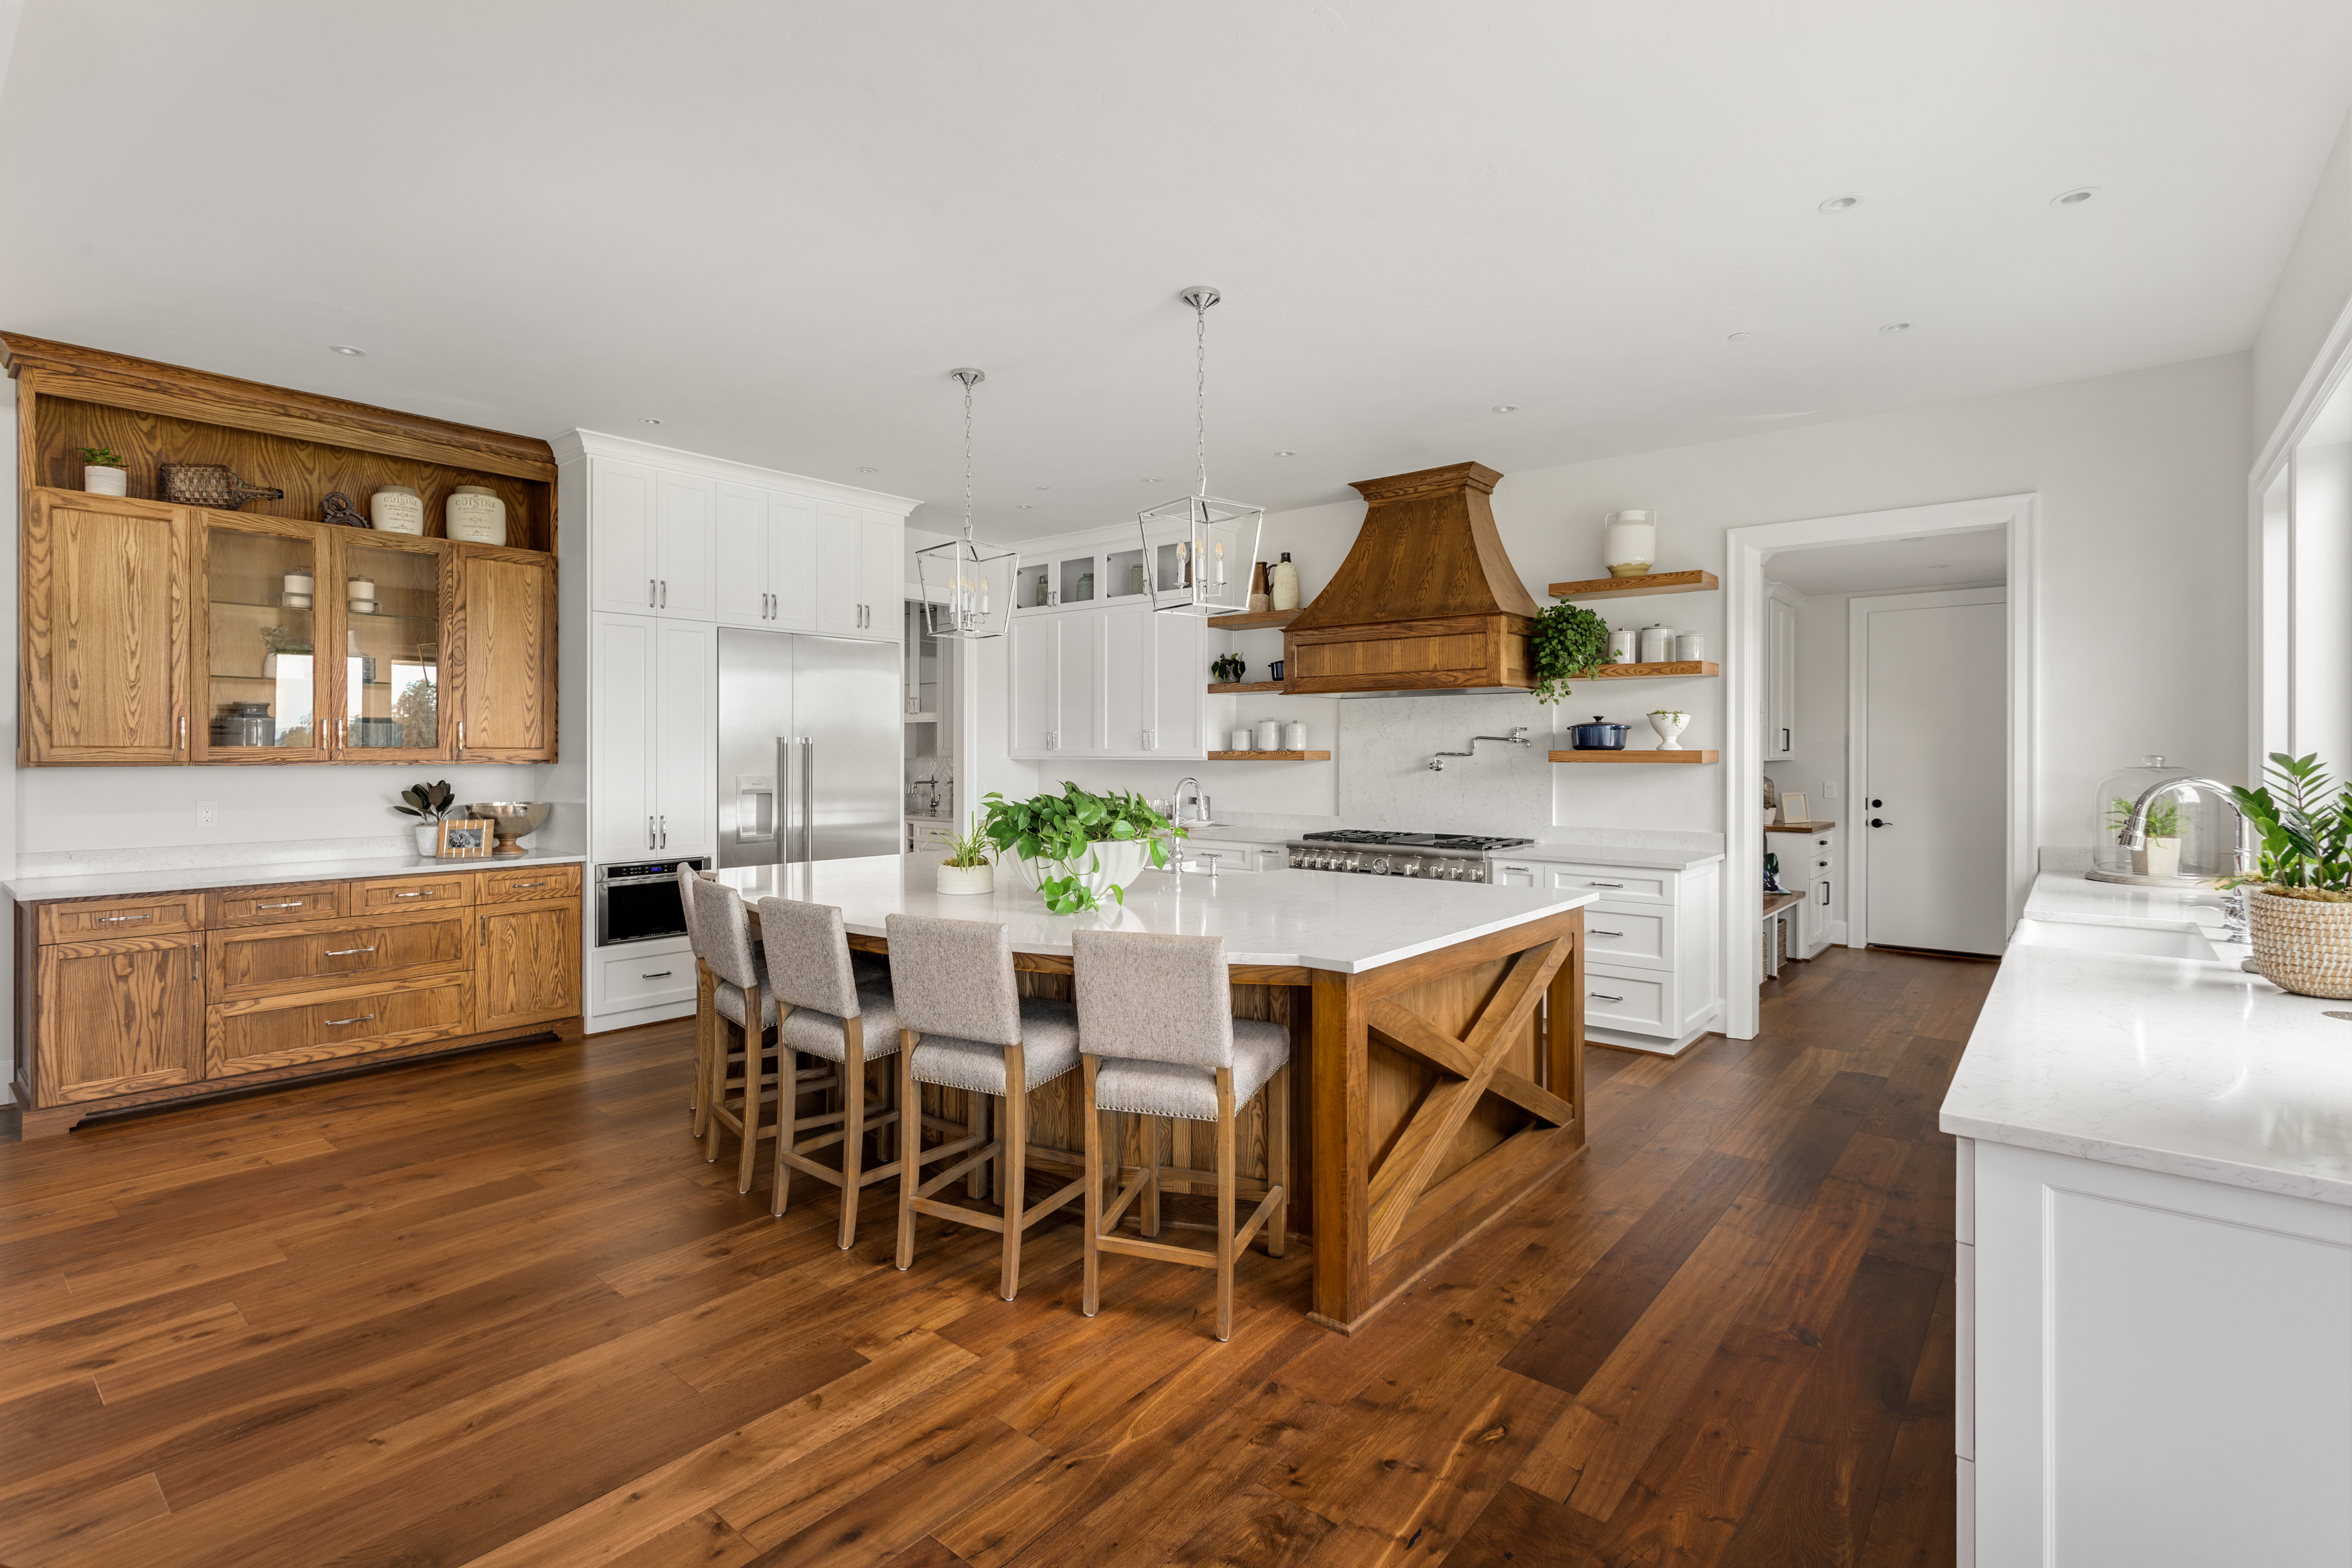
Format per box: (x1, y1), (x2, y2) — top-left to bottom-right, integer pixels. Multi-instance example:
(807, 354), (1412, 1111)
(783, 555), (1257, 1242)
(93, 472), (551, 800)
(716, 628), (902, 870)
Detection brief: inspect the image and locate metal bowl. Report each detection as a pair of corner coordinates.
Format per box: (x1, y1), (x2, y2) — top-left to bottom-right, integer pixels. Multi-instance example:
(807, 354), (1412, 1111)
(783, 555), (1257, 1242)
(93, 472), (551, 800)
(462, 801), (554, 856)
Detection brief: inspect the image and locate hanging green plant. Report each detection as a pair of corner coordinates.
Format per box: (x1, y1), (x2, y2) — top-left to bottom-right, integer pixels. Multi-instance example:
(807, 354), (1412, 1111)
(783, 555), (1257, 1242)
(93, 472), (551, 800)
(1528, 601), (1612, 704)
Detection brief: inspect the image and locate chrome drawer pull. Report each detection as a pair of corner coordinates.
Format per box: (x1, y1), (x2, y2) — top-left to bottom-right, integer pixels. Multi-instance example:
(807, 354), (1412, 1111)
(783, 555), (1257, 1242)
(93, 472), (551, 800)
(1589, 991), (1624, 1003)
(1591, 928), (1625, 938)
(256, 900), (307, 910)
(97, 913), (153, 924)
(1587, 880), (1625, 887)
(394, 890), (433, 899)
(508, 880), (547, 888)
(640, 969), (674, 979)
(323, 1014), (377, 1027)
(323, 946), (377, 957)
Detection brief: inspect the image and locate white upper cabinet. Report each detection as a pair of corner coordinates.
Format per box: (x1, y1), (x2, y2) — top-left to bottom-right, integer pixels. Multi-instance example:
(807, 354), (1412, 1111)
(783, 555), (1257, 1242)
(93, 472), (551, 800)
(1766, 591), (1799, 760)
(1007, 603), (1204, 761)
(1151, 612), (1206, 758)
(1057, 609), (1104, 755)
(653, 472), (714, 620)
(812, 503), (900, 641)
(590, 458), (659, 615)
(1010, 616), (1060, 755)
(770, 495), (817, 630)
(713, 483), (770, 627)
(1102, 609), (1151, 755)
(863, 511), (903, 636)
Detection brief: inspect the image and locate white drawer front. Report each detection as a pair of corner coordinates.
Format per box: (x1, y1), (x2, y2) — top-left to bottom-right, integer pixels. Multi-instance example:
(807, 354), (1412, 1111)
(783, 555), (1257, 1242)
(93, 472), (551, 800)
(596, 943), (697, 1012)
(1548, 864), (1671, 902)
(1582, 901), (1671, 969)
(1581, 965), (1669, 1032)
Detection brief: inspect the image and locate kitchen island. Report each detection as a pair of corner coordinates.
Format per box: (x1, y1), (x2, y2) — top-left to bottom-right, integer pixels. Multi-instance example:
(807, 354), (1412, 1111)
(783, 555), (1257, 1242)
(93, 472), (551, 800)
(717, 855), (1593, 1332)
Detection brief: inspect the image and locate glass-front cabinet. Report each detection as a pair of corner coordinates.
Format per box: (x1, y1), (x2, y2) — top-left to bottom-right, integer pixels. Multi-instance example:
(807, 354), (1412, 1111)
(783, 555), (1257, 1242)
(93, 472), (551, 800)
(1017, 546), (1109, 613)
(191, 513), (326, 761)
(330, 534), (449, 758)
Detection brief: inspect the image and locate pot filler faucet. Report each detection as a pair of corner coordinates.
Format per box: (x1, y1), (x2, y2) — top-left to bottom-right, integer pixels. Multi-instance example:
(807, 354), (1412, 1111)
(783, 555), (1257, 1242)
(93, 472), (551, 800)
(2123, 776), (2254, 942)
(1428, 726), (1531, 771)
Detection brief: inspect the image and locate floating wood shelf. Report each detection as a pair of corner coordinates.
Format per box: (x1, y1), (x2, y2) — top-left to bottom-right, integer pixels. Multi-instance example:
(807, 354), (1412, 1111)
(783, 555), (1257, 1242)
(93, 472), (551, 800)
(1207, 680), (1286, 694)
(1204, 749), (1330, 761)
(1548, 749), (1719, 764)
(1548, 570), (1719, 600)
(1582, 661), (1719, 680)
(1207, 608), (1304, 631)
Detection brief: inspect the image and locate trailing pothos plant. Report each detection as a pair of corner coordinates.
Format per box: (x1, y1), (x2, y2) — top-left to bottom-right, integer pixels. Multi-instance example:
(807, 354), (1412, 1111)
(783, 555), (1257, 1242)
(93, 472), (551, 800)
(2225, 752), (2352, 901)
(980, 783), (1184, 913)
(1528, 601), (1612, 704)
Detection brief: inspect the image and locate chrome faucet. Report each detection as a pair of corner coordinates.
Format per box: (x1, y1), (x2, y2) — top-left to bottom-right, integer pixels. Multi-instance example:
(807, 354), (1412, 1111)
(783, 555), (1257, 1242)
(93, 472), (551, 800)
(2123, 776), (2254, 942)
(1171, 776), (1208, 825)
(1428, 726), (1532, 771)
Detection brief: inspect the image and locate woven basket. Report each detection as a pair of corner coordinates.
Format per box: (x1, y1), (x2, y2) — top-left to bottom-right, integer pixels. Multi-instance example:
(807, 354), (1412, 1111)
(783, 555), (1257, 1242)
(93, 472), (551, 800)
(2246, 890), (2352, 998)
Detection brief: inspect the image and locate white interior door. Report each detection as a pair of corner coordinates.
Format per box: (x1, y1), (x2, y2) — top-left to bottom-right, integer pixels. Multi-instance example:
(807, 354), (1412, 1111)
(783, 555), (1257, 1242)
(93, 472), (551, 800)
(1860, 589), (2007, 954)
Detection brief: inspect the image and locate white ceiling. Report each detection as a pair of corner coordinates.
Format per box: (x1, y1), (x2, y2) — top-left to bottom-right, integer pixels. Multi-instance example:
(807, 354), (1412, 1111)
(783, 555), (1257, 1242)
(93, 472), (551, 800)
(1767, 527), (2009, 596)
(1, 2), (2344, 539)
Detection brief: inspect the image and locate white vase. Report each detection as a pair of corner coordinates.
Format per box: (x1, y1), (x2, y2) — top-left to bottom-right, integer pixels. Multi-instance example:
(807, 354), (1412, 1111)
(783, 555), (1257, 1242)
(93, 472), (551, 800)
(1647, 711), (1689, 750)
(1603, 510), (1655, 577)
(445, 485), (507, 545)
(83, 465), (128, 497)
(937, 862), (995, 895)
(1269, 553), (1300, 611)
(415, 823), (440, 855)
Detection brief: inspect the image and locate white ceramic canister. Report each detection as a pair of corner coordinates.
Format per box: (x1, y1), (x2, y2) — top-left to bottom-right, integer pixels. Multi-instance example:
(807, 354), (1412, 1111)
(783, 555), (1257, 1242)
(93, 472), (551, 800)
(1602, 510), (1656, 577)
(346, 576), (376, 610)
(1673, 632), (1705, 663)
(83, 464), (128, 497)
(445, 484), (507, 546)
(1269, 552), (1300, 611)
(1256, 718), (1283, 751)
(1230, 728), (1252, 752)
(283, 569), (314, 601)
(370, 485), (426, 534)
(1606, 626), (1638, 664)
(1637, 624), (1674, 663)
(1284, 721), (1309, 751)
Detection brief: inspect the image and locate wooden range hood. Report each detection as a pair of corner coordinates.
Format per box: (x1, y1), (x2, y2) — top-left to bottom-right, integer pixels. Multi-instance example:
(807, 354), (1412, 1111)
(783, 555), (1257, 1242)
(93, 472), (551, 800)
(1281, 461), (1538, 694)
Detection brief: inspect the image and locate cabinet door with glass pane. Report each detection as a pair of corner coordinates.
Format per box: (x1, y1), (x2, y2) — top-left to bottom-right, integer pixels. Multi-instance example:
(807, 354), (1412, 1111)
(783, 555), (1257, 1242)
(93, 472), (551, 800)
(190, 512), (328, 763)
(329, 533), (452, 760)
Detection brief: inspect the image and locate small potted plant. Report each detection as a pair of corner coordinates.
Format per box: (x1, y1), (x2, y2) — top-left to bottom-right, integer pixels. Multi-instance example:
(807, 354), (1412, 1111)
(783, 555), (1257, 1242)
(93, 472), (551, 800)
(1647, 709), (1690, 750)
(936, 813), (996, 895)
(78, 446), (128, 497)
(2224, 753), (2352, 997)
(259, 625), (312, 679)
(1211, 651), (1247, 684)
(1529, 601), (1611, 703)
(395, 780), (456, 855)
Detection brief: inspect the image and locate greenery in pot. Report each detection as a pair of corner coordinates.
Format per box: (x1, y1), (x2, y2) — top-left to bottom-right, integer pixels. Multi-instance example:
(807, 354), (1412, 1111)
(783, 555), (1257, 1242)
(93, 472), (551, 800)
(76, 446), (125, 469)
(394, 780), (457, 823)
(2224, 752), (2352, 901)
(979, 782), (1184, 913)
(1529, 601), (1612, 704)
(940, 812), (994, 870)
(1211, 651), (1247, 684)
(259, 625), (312, 656)
(2106, 794), (2183, 841)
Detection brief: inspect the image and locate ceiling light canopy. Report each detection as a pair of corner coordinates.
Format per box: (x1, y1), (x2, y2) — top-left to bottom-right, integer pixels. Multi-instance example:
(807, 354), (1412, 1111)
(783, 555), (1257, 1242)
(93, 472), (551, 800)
(916, 367), (1017, 640)
(1491, 404), (1519, 413)
(640, 417), (663, 425)
(1140, 286), (1261, 617)
(1879, 322), (1913, 334)
(2053, 186), (2099, 206)
(329, 345), (366, 356)
(1819, 195), (1861, 213)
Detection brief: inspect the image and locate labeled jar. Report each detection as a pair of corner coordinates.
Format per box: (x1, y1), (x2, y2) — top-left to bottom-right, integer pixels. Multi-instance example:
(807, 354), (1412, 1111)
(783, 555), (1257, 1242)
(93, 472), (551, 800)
(370, 485), (425, 535)
(445, 484), (507, 546)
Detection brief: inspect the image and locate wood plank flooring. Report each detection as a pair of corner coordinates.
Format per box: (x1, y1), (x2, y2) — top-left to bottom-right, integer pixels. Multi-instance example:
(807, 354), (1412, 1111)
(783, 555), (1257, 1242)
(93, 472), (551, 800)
(0, 944), (1989, 1567)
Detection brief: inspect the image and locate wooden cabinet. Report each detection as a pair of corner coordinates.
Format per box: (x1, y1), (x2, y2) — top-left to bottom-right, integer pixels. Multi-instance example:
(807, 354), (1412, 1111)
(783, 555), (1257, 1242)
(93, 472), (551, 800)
(209, 975), (475, 1079)
(209, 910), (473, 999)
(208, 882), (343, 927)
(32, 932), (206, 1102)
(589, 614), (712, 860)
(477, 900), (583, 1031)
(38, 892), (206, 942)
(21, 492), (190, 764)
(327, 531), (452, 761)
(452, 544), (556, 761)
(479, 862), (582, 905)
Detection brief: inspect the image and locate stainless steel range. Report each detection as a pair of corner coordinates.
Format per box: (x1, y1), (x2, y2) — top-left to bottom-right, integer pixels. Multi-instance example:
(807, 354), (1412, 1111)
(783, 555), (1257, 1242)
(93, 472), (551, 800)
(1284, 829), (1533, 881)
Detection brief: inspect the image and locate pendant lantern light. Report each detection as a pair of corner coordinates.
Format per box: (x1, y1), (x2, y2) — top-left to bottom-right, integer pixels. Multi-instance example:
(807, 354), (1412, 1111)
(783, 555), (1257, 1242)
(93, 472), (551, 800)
(1139, 287), (1262, 616)
(915, 367), (1017, 640)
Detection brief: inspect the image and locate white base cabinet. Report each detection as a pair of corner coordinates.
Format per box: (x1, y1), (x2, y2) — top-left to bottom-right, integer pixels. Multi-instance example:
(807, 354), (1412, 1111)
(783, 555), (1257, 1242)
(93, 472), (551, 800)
(1962, 1135), (2352, 1567)
(1783, 824), (1842, 957)
(1489, 852), (1723, 1053)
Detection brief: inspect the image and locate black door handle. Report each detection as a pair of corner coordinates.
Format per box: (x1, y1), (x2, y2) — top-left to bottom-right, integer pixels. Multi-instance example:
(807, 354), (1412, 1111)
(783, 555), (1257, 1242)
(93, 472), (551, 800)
(1870, 818), (1893, 828)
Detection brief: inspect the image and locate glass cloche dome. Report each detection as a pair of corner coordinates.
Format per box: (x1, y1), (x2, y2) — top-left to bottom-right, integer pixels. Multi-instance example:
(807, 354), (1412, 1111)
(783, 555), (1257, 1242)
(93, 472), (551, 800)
(2087, 754), (2239, 884)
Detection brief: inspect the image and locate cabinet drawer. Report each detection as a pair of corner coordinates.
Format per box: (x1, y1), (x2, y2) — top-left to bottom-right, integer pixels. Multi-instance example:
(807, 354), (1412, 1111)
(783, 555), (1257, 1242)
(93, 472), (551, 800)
(595, 944), (697, 1012)
(207, 974), (475, 1078)
(352, 874), (475, 914)
(479, 863), (581, 905)
(1502, 861), (1672, 902)
(1582, 965), (1670, 1034)
(209, 911), (472, 1000)
(39, 893), (206, 944)
(209, 882), (345, 928)
(1581, 902), (1671, 969)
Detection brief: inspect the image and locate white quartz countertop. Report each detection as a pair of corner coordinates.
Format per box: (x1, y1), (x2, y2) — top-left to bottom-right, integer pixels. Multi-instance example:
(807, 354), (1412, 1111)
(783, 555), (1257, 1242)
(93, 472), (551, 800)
(714, 854), (1593, 973)
(4, 849), (587, 902)
(1941, 873), (2352, 1205)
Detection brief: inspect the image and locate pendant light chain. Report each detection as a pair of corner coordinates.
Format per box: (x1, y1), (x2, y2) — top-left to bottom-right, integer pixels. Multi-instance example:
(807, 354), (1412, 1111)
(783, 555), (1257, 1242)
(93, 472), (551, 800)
(961, 374), (975, 542)
(1194, 299), (1210, 499)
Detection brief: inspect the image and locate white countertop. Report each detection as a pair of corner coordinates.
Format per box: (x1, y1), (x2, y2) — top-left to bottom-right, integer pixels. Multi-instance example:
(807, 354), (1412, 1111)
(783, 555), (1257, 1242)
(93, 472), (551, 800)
(1941, 873), (2352, 1205)
(713, 854), (1593, 974)
(4, 849), (587, 902)
(1491, 842), (1727, 871)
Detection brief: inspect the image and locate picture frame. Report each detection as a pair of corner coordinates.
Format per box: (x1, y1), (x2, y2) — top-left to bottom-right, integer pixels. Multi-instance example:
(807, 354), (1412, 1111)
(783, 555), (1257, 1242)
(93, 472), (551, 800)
(1779, 793), (1809, 828)
(435, 817), (495, 859)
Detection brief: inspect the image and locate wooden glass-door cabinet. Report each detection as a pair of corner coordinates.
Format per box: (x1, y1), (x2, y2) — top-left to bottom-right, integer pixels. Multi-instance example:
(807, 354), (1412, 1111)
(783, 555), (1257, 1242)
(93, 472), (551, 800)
(328, 532), (452, 760)
(191, 511), (329, 763)
(21, 490), (191, 764)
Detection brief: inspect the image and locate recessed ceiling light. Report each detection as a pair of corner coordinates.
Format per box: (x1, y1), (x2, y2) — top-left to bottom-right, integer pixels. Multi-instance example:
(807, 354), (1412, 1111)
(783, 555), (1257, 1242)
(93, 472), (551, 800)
(1015, 503), (1036, 509)
(2052, 186), (2098, 206)
(329, 345), (366, 356)
(1879, 322), (1912, 334)
(1819, 195), (1861, 213)
(1274, 450), (1297, 457)
(1491, 404), (1518, 414)
(1726, 332), (1753, 342)
(1034, 486), (1051, 492)
(856, 466), (878, 474)
(1142, 477), (1164, 483)
(639, 417), (663, 425)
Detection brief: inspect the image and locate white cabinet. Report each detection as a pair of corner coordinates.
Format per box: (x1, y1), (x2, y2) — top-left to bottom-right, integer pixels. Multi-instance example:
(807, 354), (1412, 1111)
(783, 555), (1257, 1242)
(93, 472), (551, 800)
(864, 515), (903, 631)
(1008, 606), (1204, 761)
(1150, 613), (1207, 757)
(586, 457), (712, 619)
(1010, 616), (1063, 755)
(816, 504), (902, 640)
(716, 488), (821, 630)
(1765, 591), (1799, 760)
(1057, 609), (1104, 755)
(654, 472), (714, 619)
(1174, 836), (1280, 873)
(589, 614), (713, 859)
(1489, 852), (1724, 1054)
(1789, 824), (1840, 956)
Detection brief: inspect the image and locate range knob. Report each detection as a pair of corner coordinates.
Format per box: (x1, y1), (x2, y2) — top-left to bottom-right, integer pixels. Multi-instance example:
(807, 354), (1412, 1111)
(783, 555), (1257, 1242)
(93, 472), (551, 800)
(1442, 862), (1462, 879)
(1368, 856), (1391, 875)
(1466, 867), (1486, 882)
(1399, 860), (1420, 877)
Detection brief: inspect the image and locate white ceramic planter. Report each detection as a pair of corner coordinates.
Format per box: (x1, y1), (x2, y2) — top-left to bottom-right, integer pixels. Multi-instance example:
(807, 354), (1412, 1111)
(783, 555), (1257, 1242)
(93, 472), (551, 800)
(83, 465), (128, 497)
(415, 823), (440, 855)
(936, 861), (995, 895)
(1068, 838), (1152, 904)
(2132, 838), (2183, 878)
(1648, 710), (1690, 750)
(371, 486), (426, 534)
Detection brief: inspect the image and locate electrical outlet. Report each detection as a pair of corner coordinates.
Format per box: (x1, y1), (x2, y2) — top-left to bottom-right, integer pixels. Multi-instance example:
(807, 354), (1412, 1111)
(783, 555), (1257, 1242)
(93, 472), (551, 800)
(197, 800), (219, 829)
(1821, 781), (1838, 800)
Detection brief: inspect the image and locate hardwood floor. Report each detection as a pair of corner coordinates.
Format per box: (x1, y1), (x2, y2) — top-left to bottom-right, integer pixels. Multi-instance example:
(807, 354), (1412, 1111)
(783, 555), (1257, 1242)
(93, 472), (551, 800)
(0, 944), (1988, 1567)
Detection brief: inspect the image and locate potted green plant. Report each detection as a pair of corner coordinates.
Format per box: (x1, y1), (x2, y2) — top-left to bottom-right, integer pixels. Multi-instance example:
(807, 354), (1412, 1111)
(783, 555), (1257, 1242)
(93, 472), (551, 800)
(2108, 793), (2185, 878)
(1211, 651), (1247, 684)
(979, 783), (1183, 913)
(259, 624), (312, 679)
(1529, 601), (1611, 704)
(394, 780), (457, 855)
(79, 446), (127, 497)
(2224, 753), (2352, 997)
(935, 813), (997, 896)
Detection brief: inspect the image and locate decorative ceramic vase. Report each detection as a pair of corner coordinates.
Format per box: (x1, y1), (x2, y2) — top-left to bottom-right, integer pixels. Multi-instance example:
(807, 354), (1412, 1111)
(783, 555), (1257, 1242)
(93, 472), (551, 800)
(1638, 624), (1674, 663)
(2131, 838), (2183, 879)
(82, 464), (127, 497)
(371, 485), (425, 534)
(1068, 839), (1151, 904)
(2246, 891), (2352, 998)
(1249, 561), (1272, 613)
(1270, 553), (1299, 611)
(415, 823), (440, 855)
(936, 861), (995, 895)
(1603, 510), (1656, 577)
(445, 485), (507, 545)
(1285, 721), (1308, 750)
(1673, 633), (1706, 662)
(1648, 710), (1689, 750)
(1230, 728), (1251, 751)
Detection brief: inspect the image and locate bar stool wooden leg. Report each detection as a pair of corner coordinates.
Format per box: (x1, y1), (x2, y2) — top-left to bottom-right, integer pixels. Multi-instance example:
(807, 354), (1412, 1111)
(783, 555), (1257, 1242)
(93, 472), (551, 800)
(968, 1094), (991, 1202)
(736, 1017), (764, 1196)
(1081, 1055), (1103, 1318)
(1215, 1066), (1237, 1342)
(837, 1018), (866, 1250)
(691, 962), (714, 1134)
(999, 1043), (1028, 1301)
(1142, 1116), (1162, 1238)
(896, 1030), (920, 1271)
(1266, 1061), (1290, 1259)
(704, 1013), (731, 1164)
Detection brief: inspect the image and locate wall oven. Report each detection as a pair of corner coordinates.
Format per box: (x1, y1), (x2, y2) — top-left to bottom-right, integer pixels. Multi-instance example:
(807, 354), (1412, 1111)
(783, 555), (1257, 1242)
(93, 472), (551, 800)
(596, 857), (709, 946)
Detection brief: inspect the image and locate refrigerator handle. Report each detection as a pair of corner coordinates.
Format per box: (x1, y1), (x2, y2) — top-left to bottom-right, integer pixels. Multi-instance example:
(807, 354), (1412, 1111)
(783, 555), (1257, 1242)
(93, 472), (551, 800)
(800, 737), (816, 864)
(777, 735), (794, 864)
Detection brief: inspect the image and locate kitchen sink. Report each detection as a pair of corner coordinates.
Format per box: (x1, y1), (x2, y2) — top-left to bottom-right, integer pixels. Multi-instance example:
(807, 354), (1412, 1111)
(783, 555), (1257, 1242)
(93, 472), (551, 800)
(2010, 918), (2224, 961)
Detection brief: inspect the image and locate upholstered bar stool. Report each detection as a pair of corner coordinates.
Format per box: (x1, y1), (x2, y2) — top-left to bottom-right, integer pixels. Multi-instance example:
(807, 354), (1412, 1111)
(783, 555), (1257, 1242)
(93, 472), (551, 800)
(888, 913), (1088, 1300)
(1072, 930), (1291, 1342)
(759, 895), (911, 1249)
(689, 878), (791, 1192)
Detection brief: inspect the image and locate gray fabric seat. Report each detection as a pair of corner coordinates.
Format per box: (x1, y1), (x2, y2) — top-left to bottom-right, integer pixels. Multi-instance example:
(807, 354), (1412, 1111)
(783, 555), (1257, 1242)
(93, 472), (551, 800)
(909, 999), (1080, 1095)
(1091, 1016), (1288, 1121)
(781, 988), (902, 1061)
(714, 981), (779, 1029)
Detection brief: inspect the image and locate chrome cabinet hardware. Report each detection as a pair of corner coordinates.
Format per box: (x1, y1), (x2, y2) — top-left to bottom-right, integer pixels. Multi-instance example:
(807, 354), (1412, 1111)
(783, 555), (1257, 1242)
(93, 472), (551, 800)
(98, 912), (152, 924)
(179, 715), (188, 750)
(640, 969), (674, 979)
(509, 880), (546, 888)
(322, 945), (377, 957)
(1592, 928), (1625, 938)
(393, 889), (434, 899)
(1586, 879), (1625, 887)
(256, 900), (306, 910)
(456, 720), (465, 758)
(1589, 991), (1624, 1003)
(648, 578), (656, 606)
(323, 1014), (377, 1027)
(657, 815), (667, 848)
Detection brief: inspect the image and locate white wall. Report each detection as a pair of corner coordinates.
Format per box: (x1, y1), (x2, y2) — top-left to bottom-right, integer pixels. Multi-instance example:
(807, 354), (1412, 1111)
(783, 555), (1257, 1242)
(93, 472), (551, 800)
(985, 353), (2250, 848)
(2255, 106), (2352, 452)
